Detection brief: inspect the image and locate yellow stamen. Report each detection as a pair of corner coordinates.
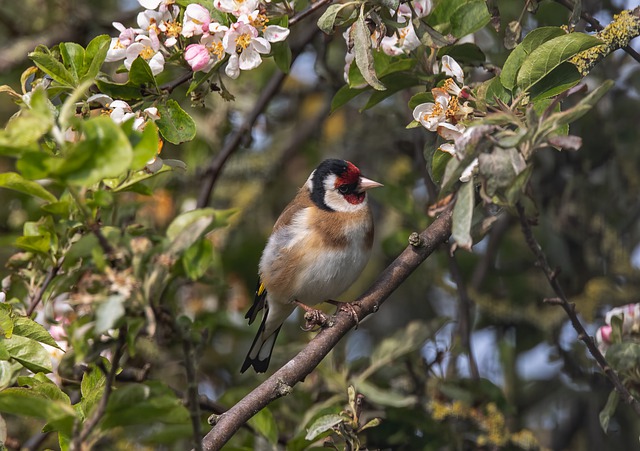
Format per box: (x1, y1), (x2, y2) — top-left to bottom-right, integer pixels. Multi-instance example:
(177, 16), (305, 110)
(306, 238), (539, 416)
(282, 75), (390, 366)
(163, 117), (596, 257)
(235, 33), (252, 53)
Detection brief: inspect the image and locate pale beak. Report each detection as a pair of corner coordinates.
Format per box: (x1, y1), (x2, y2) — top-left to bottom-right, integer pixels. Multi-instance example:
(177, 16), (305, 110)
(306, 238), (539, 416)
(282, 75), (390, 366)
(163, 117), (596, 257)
(358, 176), (383, 192)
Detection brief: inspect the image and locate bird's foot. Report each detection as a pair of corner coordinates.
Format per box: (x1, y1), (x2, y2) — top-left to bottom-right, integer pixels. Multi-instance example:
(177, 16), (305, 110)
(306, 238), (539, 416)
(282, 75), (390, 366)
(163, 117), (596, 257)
(325, 300), (359, 329)
(294, 300), (330, 332)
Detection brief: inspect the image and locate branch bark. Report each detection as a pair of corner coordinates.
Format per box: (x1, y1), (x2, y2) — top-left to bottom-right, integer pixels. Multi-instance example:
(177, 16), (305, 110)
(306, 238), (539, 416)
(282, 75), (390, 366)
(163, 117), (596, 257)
(201, 207), (454, 449)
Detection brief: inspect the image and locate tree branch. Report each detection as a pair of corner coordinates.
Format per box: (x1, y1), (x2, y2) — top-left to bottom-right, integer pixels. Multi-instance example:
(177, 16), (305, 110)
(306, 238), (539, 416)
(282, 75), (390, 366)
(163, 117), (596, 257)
(448, 253), (479, 379)
(182, 333), (203, 451)
(553, 0), (640, 65)
(26, 256), (64, 317)
(73, 331), (126, 449)
(201, 207), (454, 450)
(516, 203), (640, 417)
(196, 26), (320, 208)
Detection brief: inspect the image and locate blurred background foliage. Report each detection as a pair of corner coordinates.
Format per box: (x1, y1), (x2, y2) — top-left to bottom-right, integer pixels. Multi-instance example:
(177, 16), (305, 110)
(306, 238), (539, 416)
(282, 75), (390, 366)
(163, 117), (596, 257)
(1, 0), (640, 449)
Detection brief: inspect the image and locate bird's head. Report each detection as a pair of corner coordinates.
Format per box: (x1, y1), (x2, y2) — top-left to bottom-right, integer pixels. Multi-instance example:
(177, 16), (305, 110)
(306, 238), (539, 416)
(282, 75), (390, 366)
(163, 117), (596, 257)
(307, 159), (383, 212)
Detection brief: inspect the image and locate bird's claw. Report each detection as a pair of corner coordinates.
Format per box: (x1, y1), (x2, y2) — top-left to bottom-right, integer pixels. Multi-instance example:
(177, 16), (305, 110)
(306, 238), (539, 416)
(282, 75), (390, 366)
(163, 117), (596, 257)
(301, 309), (330, 331)
(326, 300), (360, 329)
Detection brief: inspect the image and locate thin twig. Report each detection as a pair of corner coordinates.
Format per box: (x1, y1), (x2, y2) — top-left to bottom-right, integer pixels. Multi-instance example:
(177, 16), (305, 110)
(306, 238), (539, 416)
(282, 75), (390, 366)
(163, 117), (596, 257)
(448, 253), (479, 379)
(516, 203), (640, 417)
(289, 0), (334, 26)
(26, 256), (64, 317)
(73, 331), (126, 449)
(201, 206), (454, 450)
(182, 333), (203, 451)
(196, 26), (320, 208)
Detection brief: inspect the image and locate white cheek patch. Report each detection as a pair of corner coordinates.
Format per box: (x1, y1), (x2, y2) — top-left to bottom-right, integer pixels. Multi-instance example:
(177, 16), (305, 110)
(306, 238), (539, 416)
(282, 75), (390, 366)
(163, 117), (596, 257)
(305, 170), (316, 191)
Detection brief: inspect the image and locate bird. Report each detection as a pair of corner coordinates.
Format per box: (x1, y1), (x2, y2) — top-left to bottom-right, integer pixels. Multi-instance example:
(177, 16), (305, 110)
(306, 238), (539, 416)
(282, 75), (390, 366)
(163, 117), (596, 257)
(241, 159), (383, 373)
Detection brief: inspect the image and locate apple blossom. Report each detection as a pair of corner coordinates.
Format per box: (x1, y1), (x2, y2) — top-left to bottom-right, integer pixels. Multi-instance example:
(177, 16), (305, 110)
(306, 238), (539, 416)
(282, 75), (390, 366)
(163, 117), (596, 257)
(223, 21), (270, 78)
(441, 55), (464, 84)
(105, 22), (141, 62)
(125, 35), (165, 75)
(182, 3), (212, 38)
(214, 0), (259, 16)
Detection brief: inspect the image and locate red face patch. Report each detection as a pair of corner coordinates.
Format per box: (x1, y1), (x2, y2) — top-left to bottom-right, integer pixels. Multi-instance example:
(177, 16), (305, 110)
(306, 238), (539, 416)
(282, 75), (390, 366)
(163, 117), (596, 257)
(335, 161), (361, 187)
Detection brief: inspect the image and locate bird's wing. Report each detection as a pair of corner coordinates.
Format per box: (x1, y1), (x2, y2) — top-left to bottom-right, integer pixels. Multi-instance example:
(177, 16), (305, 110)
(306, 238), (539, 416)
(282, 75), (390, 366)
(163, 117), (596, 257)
(245, 280), (267, 325)
(245, 188), (313, 325)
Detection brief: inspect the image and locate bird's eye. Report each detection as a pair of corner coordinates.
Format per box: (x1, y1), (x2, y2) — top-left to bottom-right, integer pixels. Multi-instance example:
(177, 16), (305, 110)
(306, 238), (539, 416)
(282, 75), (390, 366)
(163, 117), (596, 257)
(338, 185), (349, 194)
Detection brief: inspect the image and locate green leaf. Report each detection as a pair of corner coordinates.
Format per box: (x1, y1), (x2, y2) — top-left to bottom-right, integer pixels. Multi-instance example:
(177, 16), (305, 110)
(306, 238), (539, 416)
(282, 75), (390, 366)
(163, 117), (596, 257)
(452, 180), (474, 250)
(2, 335), (52, 373)
(449, 0), (491, 38)
(537, 80), (613, 136)
(156, 99), (197, 144)
(29, 48), (75, 88)
(182, 238), (214, 281)
(94, 295), (126, 335)
(361, 72), (420, 110)
(79, 363), (106, 418)
(53, 116), (133, 186)
(0, 387), (75, 421)
(128, 57), (158, 89)
(516, 33), (602, 92)
(606, 342), (640, 374)
(408, 91), (434, 110)
(248, 407), (278, 445)
(438, 43), (486, 65)
(14, 235), (51, 255)
(102, 382), (189, 428)
(13, 316), (63, 350)
(599, 390), (619, 433)
(528, 61), (581, 100)
(272, 42), (292, 74)
(166, 208), (234, 255)
(59, 42), (85, 83)
(427, 0), (467, 30)
(83, 35), (111, 80)
(304, 414), (344, 440)
(357, 379), (417, 407)
(95, 77), (144, 101)
(131, 122), (160, 170)
(0, 361), (13, 390)
(331, 84), (367, 112)
(431, 148), (452, 184)
(317, 4), (347, 34)
(501, 27), (566, 91)
(0, 305), (14, 339)
(353, 10), (385, 91)
(0, 172), (57, 202)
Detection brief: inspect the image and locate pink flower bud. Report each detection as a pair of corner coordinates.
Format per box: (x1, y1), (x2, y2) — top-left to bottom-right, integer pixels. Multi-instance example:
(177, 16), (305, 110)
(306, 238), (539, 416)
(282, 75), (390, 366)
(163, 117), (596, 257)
(185, 44), (210, 72)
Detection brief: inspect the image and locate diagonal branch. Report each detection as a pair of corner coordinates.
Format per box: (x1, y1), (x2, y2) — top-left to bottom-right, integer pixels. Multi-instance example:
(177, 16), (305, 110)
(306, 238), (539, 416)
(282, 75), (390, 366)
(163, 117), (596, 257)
(516, 203), (640, 417)
(201, 207), (454, 450)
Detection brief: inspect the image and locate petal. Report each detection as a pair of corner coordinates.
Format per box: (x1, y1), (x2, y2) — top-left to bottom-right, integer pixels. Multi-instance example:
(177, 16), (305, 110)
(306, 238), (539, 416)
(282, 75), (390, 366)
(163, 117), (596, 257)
(138, 0), (162, 8)
(263, 25), (290, 43)
(251, 37), (271, 54)
(87, 94), (113, 106)
(225, 54), (240, 78)
(438, 143), (457, 156)
(459, 158), (478, 182)
(412, 102), (435, 121)
(109, 100), (132, 110)
(441, 55), (464, 84)
(144, 107), (160, 120)
(148, 52), (165, 75)
(239, 47), (262, 70)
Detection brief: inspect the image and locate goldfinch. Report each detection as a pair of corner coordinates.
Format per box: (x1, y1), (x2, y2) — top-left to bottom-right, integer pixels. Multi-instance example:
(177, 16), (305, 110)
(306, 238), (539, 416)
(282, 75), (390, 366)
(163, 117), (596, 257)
(241, 159), (383, 373)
